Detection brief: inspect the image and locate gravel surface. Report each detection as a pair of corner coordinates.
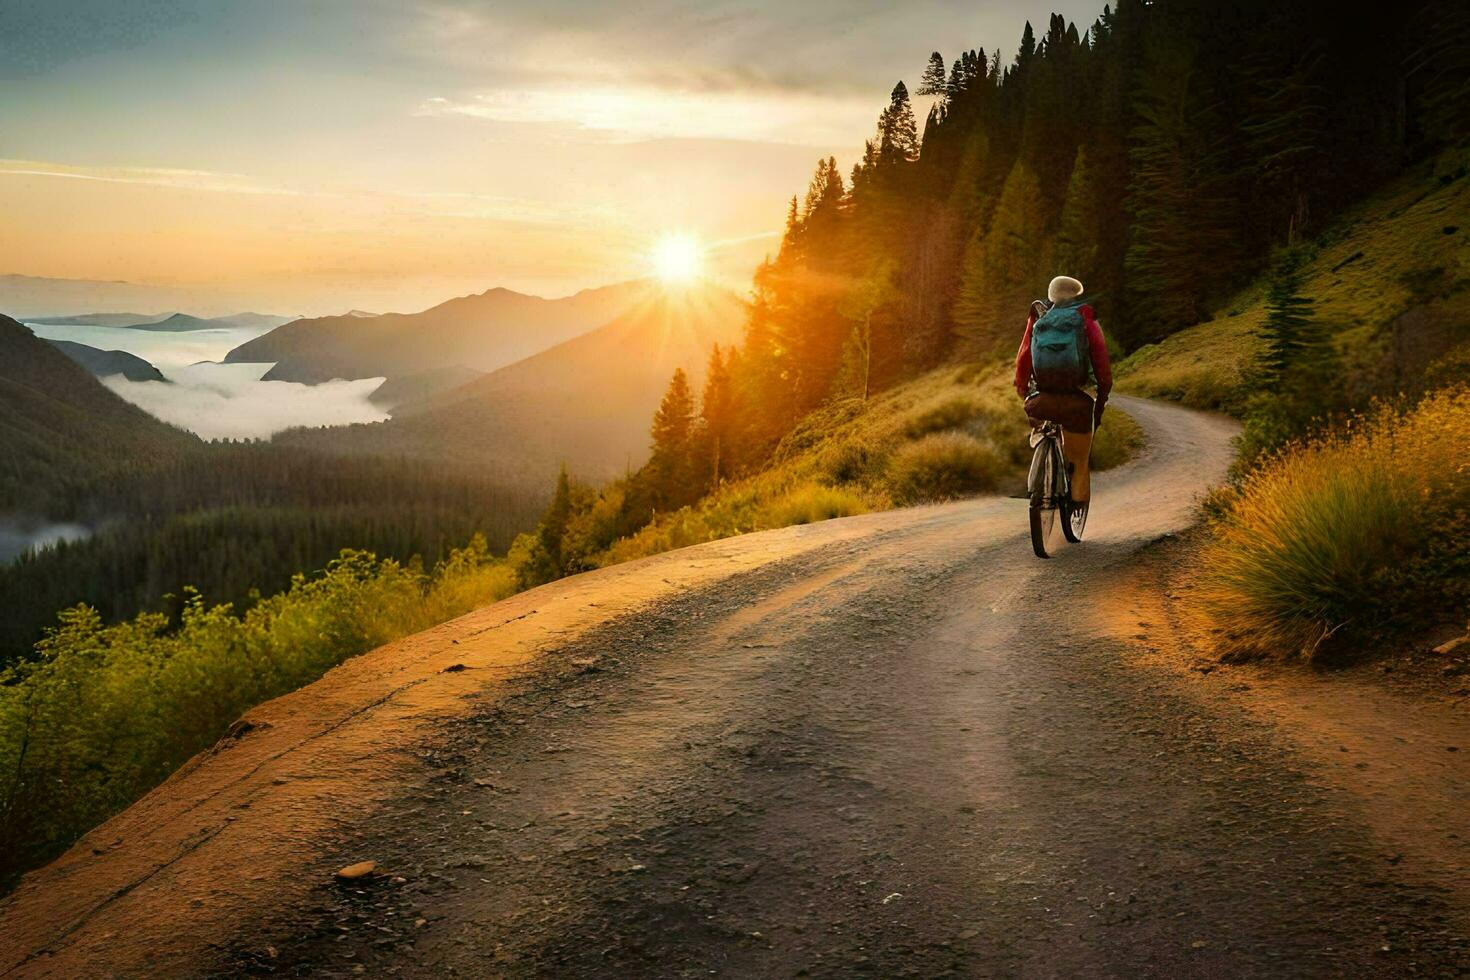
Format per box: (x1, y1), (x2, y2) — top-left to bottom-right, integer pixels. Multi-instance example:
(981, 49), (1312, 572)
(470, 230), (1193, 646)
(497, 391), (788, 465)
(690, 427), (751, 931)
(222, 398), (1468, 978)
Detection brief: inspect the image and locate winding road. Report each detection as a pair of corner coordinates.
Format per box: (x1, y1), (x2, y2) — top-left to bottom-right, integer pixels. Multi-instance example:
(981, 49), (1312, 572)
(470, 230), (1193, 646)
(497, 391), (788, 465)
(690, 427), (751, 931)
(2, 396), (1467, 977)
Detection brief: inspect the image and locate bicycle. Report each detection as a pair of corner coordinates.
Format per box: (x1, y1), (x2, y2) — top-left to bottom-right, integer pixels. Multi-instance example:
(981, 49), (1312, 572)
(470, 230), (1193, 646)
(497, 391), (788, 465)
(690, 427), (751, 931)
(1027, 419), (1088, 558)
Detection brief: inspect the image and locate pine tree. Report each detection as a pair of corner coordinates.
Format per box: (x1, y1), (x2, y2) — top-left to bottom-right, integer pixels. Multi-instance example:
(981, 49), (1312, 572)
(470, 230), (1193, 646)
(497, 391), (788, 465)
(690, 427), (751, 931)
(918, 52), (947, 98)
(1015, 21), (1037, 73)
(1244, 248), (1341, 456)
(1054, 145), (1101, 286)
(952, 160), (1048, 352)
(700, 345), (735, 485)
(648, 369), (697, 509)
(1257, 250), (1315, 387)
(877, 82), (920, 164)
(1123, 32), (1235, 341)
(533, 465), (573, 581)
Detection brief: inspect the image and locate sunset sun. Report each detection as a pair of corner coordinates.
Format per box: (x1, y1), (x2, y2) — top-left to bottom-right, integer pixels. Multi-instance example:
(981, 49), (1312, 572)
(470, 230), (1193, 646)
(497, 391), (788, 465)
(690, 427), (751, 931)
(650, 233), (704, 284)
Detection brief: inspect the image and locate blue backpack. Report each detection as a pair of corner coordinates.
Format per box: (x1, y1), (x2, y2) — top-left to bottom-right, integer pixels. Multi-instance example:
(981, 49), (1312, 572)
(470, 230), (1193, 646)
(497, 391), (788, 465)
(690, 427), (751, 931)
(1030, 299), (1091, 392)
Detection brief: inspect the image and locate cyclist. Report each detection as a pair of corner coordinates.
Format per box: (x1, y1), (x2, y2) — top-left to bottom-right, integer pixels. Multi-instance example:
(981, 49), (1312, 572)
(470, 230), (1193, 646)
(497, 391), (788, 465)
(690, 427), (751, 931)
(1014, 275), (1112, 504)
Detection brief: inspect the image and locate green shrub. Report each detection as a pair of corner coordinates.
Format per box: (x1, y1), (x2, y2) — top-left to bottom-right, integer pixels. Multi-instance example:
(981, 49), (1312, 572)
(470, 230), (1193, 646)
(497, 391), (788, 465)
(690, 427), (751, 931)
(886, 433), (1005, 504)
(0, 537), (519, 887)
(1196, 387), (1470, 659)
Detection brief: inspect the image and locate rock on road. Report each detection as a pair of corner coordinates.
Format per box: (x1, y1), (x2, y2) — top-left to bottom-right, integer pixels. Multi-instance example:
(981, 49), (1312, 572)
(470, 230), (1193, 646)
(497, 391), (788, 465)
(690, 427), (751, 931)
(2, 396), (1467, 978)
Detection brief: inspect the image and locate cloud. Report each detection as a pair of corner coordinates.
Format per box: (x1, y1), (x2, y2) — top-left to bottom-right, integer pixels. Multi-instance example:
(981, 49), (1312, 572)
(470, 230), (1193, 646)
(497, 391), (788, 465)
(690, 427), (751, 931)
(415, 86), (875, 145)
(0, 159), (305, 196)
(103, 362), (390, 441)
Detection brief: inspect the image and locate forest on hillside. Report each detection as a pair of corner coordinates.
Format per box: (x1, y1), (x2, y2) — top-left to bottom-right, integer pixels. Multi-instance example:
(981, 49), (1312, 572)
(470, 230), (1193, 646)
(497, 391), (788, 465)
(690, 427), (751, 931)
(0, 448), (545, 665)
(723, 0), (1463, 437)
(499, 0), (1468, 581)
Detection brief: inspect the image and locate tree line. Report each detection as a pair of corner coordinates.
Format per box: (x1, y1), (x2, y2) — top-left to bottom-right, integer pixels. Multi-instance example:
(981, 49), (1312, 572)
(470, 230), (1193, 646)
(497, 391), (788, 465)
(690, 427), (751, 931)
(506, 0), (1465, 578)
(1, 447), (546, 665)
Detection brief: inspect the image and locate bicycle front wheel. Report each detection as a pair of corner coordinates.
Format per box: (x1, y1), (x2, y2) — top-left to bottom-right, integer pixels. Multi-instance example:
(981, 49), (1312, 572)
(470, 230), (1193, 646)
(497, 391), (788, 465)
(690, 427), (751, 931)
(1028, 438), (1060, 558)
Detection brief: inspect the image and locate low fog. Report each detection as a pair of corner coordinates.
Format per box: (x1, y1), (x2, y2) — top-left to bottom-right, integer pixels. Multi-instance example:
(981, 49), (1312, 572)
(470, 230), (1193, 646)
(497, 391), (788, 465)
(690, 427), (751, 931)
(104, 362), (390, 440)
(0, 520), (90, 563)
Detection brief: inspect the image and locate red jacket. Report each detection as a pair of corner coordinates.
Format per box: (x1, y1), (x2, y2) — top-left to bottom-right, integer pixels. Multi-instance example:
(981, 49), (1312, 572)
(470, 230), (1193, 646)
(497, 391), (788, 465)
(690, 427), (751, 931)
(1014, 304), (1113, 410)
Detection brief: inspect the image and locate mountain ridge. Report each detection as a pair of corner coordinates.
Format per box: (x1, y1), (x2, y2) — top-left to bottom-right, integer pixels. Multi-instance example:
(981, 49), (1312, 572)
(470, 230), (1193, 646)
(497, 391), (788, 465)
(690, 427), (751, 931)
(224, 280), (658, 388)
(279, 284), (747, 484)
(43, 339), (168, 382)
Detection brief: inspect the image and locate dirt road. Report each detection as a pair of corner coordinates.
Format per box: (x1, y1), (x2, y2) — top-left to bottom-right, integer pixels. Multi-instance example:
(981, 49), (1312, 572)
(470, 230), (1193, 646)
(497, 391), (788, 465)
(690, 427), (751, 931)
(3, 397), (1467, 977)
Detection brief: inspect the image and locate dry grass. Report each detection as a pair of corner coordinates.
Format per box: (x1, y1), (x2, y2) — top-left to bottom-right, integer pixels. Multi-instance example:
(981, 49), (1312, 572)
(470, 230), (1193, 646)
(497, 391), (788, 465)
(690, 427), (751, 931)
(1194, 386), (1470, 659)
(592, 363), (1143, 566)
(887, 432), (1005, 504)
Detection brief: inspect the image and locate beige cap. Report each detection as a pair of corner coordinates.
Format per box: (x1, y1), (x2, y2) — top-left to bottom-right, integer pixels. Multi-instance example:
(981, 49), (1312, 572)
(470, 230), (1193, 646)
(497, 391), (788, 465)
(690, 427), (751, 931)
(1048, 276), (1084, 303)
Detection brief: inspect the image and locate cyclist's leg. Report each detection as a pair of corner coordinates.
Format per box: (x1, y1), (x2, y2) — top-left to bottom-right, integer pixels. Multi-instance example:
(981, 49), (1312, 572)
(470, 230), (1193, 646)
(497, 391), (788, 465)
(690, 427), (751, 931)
(1062, 428), (1093, 502)
(1059, 390), (1096, 503)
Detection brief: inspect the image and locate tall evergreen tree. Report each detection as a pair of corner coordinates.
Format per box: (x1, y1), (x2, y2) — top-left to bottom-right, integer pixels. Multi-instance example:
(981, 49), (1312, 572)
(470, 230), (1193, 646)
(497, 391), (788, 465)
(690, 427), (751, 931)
(953, 160), (1048, 352)
(877, 82), (920, 164)
(1123, 30), (1235, 341)
(1054, 145), (1102, 287)
(918, 52), (947, 98)
(647, 369), (697, 509)
(1240, 43), (1331, 243)
(700, 345), (735, 486)
(1015, 21), (1037, 73)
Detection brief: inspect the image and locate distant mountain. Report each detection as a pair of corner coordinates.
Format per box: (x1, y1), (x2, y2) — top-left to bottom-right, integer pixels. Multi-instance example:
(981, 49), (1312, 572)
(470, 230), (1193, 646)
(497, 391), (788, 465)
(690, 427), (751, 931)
(369, 365), (485, 409)
(29, 312), (168, 328)
(0, 274), (178, 320)
(213, 312), (295, 331)
(224, 281), (654, 384)
(125, 313), (228, 332)
(0, 316), (197, 512)
(44, 340), (168, 382)
(279, 285), (747, 485)
(32, 311), (294, 332)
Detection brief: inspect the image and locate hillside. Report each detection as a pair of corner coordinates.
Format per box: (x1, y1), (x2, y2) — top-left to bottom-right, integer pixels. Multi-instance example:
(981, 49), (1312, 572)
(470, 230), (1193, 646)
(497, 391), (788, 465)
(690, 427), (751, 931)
(279, 285), (747, 483)
(0, 316), (197, 512)
(44, 339), (167, 382)
(368, 365), (485, 409)
(225, 281), (654, 387)
(1117, 149), (1470, 413)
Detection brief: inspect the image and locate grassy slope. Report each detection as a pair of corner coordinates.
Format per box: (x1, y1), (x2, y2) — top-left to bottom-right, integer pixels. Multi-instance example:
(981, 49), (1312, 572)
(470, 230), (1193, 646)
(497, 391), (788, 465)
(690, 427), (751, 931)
(1117, 149), (1470, 414)
(592, 365), (1143, 566)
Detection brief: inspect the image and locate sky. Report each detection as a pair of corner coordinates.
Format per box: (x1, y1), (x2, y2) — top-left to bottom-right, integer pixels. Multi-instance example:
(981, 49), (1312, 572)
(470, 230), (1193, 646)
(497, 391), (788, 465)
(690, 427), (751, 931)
(1, 0), (1103, 316)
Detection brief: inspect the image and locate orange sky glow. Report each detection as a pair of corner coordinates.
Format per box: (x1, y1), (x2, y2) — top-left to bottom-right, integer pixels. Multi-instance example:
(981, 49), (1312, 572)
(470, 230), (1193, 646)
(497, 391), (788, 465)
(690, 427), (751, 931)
(0, 1), (1099, 315)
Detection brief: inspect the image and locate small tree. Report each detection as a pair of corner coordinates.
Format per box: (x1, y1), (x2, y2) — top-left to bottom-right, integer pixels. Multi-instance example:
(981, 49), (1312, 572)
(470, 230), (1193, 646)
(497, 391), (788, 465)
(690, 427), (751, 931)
(918, 52), (948, 98)
(1242, 248), (1341, 459)
(518, 465), (573, 586)
(1258, 251), (1315, 387)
